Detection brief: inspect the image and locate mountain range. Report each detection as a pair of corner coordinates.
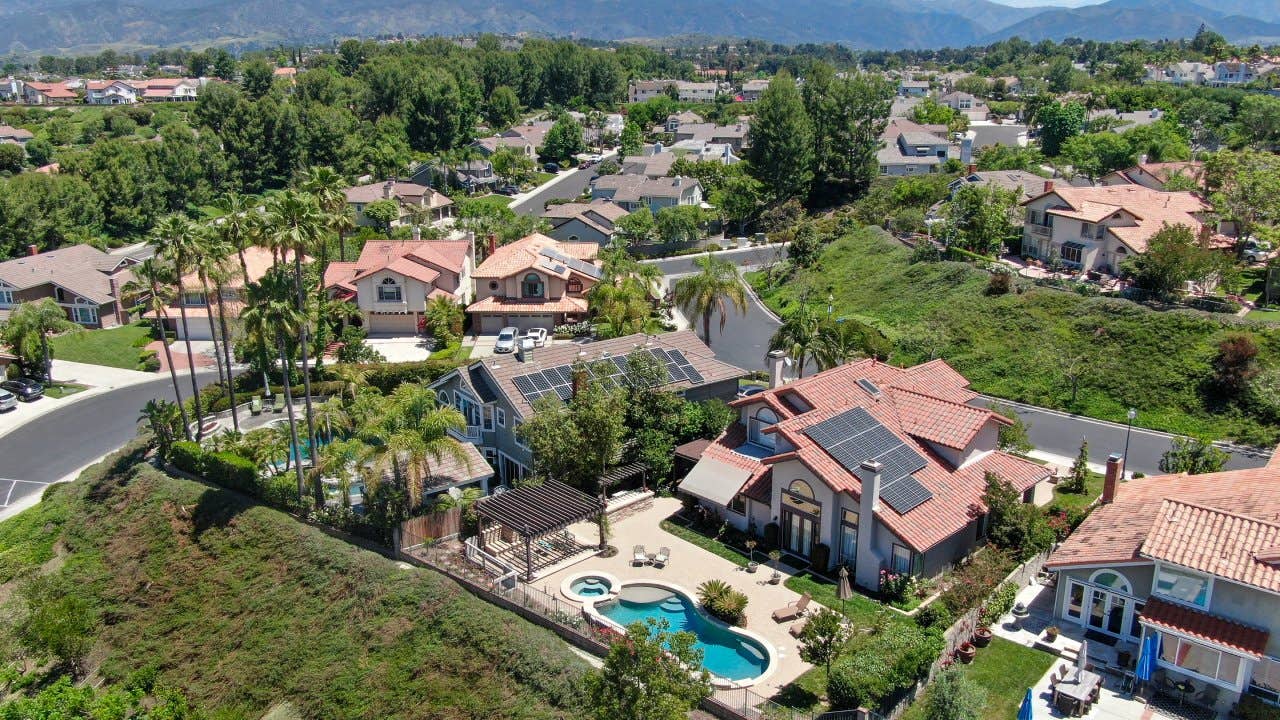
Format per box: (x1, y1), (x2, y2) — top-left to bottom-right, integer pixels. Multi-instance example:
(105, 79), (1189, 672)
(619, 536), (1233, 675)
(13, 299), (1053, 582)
(0, 0), (1278, 56)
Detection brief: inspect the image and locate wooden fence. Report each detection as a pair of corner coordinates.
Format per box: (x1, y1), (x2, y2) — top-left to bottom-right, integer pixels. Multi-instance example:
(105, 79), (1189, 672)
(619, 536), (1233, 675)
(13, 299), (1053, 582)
(400, 507), (461, 547)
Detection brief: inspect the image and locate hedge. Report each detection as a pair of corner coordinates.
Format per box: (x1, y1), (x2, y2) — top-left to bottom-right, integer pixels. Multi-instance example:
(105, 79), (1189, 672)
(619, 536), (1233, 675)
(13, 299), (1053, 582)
(205, 451), (259, 494)
(170, 441), (204, 475)
(335, 358), (469, 394)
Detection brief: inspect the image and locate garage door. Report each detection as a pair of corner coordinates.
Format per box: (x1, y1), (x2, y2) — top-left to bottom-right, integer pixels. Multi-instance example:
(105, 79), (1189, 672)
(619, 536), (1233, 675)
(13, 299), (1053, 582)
(508, 315), (554, 332)
(368, 313), (418, 336)
(175, 318), (214, 341)
(479, 315), (507, 334)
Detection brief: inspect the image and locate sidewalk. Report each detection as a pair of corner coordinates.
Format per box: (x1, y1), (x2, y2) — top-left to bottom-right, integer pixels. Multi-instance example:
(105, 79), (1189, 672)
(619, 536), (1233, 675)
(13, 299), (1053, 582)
(0, 359), (157, 441)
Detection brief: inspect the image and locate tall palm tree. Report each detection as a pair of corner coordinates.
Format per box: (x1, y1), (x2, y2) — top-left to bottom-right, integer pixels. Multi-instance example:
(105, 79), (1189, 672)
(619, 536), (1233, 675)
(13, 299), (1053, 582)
(214, 192), (254, 281)
(359, 385), (469, 517)
(194, 230), (243, 432)
(192, 230), (229, 401)
(769, 304), (821, 378)
(242, 267), (308, 500)
(673, 253), (747, 347)
(154, 214), (208, 438)
(0, 298), (79, 382)
(123, 258), (191, 437)
(313, 438), (369, 509)
(313, 397), (351, 442)
(265, 190), (326, 469)
(811, 318), (874, 371)
(300, 166), (350, 357)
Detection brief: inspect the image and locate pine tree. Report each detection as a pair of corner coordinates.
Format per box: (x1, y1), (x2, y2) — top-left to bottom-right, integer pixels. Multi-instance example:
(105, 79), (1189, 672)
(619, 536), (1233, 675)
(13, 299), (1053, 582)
(1062, 438), (1089, 494)
(747, 70), (814, 203)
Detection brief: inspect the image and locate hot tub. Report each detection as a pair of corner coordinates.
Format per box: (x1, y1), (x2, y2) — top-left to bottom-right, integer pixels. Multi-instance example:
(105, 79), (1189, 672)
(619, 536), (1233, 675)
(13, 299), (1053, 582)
(560, 571), (621, 602)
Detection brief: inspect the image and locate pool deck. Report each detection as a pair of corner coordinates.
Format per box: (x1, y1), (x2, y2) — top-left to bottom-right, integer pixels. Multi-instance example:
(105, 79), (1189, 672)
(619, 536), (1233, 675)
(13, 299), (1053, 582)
(533, 496), (816, 695)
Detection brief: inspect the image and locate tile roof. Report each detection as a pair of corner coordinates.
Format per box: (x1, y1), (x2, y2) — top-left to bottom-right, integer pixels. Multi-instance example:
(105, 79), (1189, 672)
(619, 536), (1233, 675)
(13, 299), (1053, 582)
(473, 233), (598, 279)
(1139, 499), (1280, 594)
(952, 170), (1045, 201)
(591, 174), (701, 203)
(1139, 598), (1269, 658)
(0, 124), (33, 140)
(453, 330), (745, 419)
(713, 358), (1048, 552)
(544, 199), (631, 237)
(344, 180), (453, 209)
(423, 440), (493, 492)
(323, 261), (360, 293)
(1027, 185), (1218, 254)
(0, 244), (130, 305)
(464, 294), (588, 314)
(325, 240), (469, 297)
(1048, 465), (1280, 573)
(25, 81), (76, 98)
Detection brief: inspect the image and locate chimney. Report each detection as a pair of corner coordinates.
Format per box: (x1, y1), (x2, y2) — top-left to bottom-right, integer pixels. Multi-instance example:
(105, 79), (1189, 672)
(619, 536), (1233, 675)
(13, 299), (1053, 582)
(486, 233), (497, 257)
(1043, 180), (1054, 194)
(967, 163), (976, 175)
(767, 350), (788, 389)
(571, 367), (588, 396)
(383, 180), (395, 198)
(1102, 453), (1123, 504)
(411, 224), (421, 242)
(28, 243), (38, 256)
(673, 175), (682, 187)
(855, 460), (884, 590)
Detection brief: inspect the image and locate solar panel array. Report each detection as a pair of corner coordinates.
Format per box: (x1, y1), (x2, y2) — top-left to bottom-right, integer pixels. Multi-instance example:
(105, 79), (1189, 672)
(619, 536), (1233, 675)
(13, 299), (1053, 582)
(803, 407), (934, 514)
(512, 348), (705, 404)
(539, 247), (603, 280)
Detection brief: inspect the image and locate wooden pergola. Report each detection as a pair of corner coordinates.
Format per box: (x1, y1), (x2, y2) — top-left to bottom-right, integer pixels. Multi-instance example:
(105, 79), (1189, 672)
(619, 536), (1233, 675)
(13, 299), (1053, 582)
(475, 480), (604, 580)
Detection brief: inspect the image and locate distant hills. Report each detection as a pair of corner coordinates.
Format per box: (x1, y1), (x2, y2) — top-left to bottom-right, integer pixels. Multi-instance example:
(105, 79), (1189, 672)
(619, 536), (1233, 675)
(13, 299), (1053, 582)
(0, 0), (1278, 55)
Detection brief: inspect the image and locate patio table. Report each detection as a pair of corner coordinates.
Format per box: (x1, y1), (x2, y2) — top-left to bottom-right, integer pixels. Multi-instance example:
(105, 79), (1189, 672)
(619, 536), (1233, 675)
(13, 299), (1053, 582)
(1056, 668), (1102, 716)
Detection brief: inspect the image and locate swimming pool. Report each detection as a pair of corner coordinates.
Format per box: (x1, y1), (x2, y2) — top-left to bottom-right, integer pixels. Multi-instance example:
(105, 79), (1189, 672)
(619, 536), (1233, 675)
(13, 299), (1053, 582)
(591, 582), (773, 684)
(560, 571), (620, 602)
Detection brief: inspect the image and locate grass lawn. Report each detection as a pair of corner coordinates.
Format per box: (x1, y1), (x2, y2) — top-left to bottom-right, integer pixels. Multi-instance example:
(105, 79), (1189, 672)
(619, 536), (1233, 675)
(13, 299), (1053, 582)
(50, 322), (152, 370)
(749, 226), (1280, 445)
(899, 637), (1055, 720)
(465, 194), (514, 211)
(529, 171), (555, 187)
(659, 518), (751, 567)
(1048, 470), (1104, 516)
(1248, 308), (1280, 323)
(42, 382), (88, 399)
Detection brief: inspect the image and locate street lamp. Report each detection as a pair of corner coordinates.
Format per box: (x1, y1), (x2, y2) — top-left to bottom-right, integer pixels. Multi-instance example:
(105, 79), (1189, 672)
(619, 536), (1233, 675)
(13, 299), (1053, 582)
(827, 293), (834, 318)
(1122, 408), (1137, 479)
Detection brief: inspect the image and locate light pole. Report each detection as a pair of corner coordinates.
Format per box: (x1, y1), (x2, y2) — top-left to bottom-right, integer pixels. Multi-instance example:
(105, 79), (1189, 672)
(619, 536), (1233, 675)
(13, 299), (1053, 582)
(827, 293), (834, 318)
(1122, 408), (1137, 479)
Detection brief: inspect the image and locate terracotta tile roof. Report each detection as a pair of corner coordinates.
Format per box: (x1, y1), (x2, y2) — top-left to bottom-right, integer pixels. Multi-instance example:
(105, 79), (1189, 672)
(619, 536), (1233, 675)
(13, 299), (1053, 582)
(473, 233), (598, 279)
(674, 438), (712, 460)
(1140, 499), (1280, 594)
(1048, 465), (1280, 572)
(323, 261), (360, 293)
(1140, 598), (1270, 658)
(0, 124), (34, 140)
(455, 330), (745, 419)
(176, 245), (279, 289)
(713, 358), (1048, 552)
(1026, 185), (1217, 254)
(25, 82), (76, 98)
(327, 240), (469, 299)
(465, 294), (587, 314)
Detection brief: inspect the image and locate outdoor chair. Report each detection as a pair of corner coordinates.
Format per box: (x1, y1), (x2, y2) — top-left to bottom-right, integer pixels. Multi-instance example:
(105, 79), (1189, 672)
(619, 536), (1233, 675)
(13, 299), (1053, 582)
(272, 394), (285, 413)
(771, 593), (811, 622)
(250, 396), (262, 416)
(788, 618), (810, 639)
(632, 545), (647, 566)
(1196, 684), (1219, 708)
(653, 547), (670, 568)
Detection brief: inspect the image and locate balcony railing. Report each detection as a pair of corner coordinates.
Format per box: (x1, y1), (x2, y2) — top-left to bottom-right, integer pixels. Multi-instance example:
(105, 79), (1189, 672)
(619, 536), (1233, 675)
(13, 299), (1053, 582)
(1028, 224), (1052, 238)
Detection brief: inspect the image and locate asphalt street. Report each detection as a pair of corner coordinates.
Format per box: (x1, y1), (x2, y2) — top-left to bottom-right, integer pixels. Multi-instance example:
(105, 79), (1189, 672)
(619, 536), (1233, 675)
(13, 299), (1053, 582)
(0, 370), (220, 511)
(510, 166), (599, 218)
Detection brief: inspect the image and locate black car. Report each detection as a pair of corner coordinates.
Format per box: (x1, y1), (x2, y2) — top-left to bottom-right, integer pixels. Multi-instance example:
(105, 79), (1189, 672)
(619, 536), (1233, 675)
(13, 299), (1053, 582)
(1, 377), (43, 401)
(543, 162), (560, 173)
(495, 184), (519, 196)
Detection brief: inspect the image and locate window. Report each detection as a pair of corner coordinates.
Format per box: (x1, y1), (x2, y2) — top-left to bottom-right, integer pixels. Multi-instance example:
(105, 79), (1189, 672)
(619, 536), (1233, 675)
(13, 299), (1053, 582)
(496, 408), (506, 427)
(1061, 243), (1083, 265)
(1066, 581), (1085, 620)
(839, 509), (859, 565)
(377, 278), (402, 303)
(513, 422), (529, 450)
(488, 280), (499, 291)
(1159, 633), (1245, 688)
(728, 494), (746, 515)
(182, 291), (207, 306)
(1155, 565), (1211, 608)
(567, 278), (583, 294)
(748, 407), (778, 449)
(436, 390), (450, 405)
(482, 448), (498, 467)
(1089, 569), (1132, 594)
(1249, 656), (1280, 704)
(482, 406), (494, 431)
(521, 273), (544, 298)
(0, 288), (13, 306)
(1026, 209), (1041, 225)
(891, 544), (916, 575)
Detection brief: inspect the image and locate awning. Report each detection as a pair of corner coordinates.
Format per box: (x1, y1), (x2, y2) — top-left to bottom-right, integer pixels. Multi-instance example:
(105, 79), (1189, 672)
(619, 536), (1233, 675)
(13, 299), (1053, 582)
(677, 457), (751, 507)
(1062, 241), (1086, 251)
(1139, 597), (1269, 658)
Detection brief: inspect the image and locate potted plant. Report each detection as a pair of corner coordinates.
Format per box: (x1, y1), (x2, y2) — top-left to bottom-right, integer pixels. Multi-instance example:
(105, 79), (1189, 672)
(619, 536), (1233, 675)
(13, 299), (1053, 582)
(1045, 626), (1060, 642)
(768, 550), (782, 585)
(746, 539), (759, 573)
(973, 626), (993, 648)
(957, 642), (977, 664)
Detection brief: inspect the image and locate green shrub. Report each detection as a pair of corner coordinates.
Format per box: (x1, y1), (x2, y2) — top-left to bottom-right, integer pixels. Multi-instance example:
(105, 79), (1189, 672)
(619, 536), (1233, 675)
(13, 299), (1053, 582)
(939, 549), (1015, 616)
(979, 582), (1019, 626)
(204, 451), (259, 494)
(131, 334), (154, 348)
(916, 602), (953, 631)
(1235, 695), (1280, 720)
(138, 350), (160, 372)
(352, 359), (471, 394)
(828, 623), (942, 711)
(169, 441), (204, 475)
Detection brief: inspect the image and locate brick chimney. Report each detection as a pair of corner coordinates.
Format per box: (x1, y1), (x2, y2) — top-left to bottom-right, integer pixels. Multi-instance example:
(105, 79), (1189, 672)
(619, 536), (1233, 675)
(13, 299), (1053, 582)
(1102, 453), (1123, 504)
(486, 233), (497, 258)
(967, 163), (976, 175)
(28, 243), (38, 256)
(1043, 180), (1054, 194)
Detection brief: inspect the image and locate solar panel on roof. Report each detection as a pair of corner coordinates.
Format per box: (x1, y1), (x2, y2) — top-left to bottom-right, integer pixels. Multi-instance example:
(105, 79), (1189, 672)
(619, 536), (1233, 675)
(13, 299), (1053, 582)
(512, 375), (539, 400)
(684, 367), (705, 384)
(668, 349), (689, 364)
(551, 365), (575, 385)
(530, 373), (552, 392)
(880, 476), (933, 514)
(805, 407), (932, 514)
(555, 385), (574, 401)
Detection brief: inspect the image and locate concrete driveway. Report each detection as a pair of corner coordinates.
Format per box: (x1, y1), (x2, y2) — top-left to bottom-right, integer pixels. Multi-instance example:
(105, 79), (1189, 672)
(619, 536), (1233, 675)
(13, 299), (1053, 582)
(366, 335), (434, 363)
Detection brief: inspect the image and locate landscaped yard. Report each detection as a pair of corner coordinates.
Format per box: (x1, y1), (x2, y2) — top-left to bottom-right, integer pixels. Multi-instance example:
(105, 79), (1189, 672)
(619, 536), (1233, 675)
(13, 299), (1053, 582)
(899, 637), (1055, 720)
(49, 321), (152, 370)
(749, 226), (1280, 445)
(461, 194), (514, 212)
(1047, 470), (1104, 517)
(42, 381), (88, 398)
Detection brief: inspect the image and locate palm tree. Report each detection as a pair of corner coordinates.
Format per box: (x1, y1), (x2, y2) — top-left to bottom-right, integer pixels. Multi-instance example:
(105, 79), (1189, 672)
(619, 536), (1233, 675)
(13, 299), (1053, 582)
(239, 428), (284, 476)
(673, 253), (747, 347)
(154, 214), (208, 438)
(313, 397), (351, 442)
(213, 192), (254, 281)
(769, 304), (821, 377)
(123, 258), (191, 437)
(331, 364), (372, 404)
(265, 190), (326, 469)
(137, 398), (182, 461)
(192, 229), (237, 429)
(811, 319), (874, 371)
(359, 385), (470, 518)
(314, 438), (369, 508)
(300, 166), (350, 359)
(0, 298), (79, 383)
(242, 267), (308, 500)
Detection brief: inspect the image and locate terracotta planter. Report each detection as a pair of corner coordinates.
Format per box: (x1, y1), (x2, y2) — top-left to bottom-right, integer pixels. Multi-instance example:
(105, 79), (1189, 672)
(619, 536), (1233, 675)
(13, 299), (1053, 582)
(957, 643), (977, 664)
(974, 627), (993, 648)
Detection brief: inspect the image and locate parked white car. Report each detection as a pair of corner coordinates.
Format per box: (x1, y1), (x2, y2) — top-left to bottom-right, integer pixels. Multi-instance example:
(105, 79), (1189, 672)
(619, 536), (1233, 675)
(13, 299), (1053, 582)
(493, 327), (520, 354)
(0, 389), (15, 412)
(1242, 239), (1274, 264)
(523, 328), (548, 347)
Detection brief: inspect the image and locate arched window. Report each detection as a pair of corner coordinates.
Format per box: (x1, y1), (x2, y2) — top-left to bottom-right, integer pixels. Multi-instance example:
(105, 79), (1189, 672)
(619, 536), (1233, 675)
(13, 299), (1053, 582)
(788, 479), (814, 499)
(377, 277), (402, 302)
(749, 407), (778, 449)
(1090, 569), (1132, 594)
(522, 273), (544, 298)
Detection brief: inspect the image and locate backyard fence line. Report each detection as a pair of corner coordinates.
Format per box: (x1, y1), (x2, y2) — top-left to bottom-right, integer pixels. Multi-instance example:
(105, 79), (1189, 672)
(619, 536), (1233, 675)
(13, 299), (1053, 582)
(400, 506), (462, 545)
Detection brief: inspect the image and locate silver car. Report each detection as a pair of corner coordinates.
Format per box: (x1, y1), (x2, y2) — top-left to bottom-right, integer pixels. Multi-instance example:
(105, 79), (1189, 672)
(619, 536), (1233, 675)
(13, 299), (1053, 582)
(493, 326), (520, 354)
(0, 389), (15, 412)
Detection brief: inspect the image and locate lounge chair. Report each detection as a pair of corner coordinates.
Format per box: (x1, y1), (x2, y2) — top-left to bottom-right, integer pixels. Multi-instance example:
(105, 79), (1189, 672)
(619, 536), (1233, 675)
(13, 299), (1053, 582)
(250, 396), (263, 416)
(653, 546), (670, 568)
(771, 592), (811, 622)
(632, 545), (647, 566)
(272, 394), (285, 413)
(789, 618), (809, 638)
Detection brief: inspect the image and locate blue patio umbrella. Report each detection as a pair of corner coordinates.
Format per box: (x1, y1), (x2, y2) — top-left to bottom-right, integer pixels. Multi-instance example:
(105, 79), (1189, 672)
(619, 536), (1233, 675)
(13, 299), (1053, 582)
(1018, 687), (1034, 720)
(1136, 633), (1161, 682)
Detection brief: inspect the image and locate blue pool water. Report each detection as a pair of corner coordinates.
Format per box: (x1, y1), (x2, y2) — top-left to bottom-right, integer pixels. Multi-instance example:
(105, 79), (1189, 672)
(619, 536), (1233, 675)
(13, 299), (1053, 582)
(598, 584), (770, 681)
(570, 576), (613, 598)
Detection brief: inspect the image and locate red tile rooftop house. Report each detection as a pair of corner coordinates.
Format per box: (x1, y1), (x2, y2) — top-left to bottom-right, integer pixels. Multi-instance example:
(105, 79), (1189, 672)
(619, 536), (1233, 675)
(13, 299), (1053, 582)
(1045, 454), (1280, 713)
(677, 352), (1052, 590)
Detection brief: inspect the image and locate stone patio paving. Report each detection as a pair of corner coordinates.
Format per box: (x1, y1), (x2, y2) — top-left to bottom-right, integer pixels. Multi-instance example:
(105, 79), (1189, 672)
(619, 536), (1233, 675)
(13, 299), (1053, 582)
(534, 496), (817, 695)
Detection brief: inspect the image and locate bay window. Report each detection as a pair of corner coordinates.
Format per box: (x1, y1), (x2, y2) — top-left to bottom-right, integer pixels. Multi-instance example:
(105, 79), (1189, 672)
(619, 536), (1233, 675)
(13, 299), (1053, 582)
(1159, 632), (1245, 688)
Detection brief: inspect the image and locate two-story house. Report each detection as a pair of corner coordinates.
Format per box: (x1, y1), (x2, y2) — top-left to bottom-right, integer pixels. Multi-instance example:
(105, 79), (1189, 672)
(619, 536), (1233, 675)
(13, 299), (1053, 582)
(1046, 455), (1280, 713)
(1019, 183), (1223, 274)
(678, 354), (1051, 588)
(145, 246), (282, 340)
(427, 330), (746, 484)
(542, 199), (632, 244)
(0, 244), (140, 328)
(877, 119), (953, 176)
(628, 80), (718, 103)
(22, 81), (76, 104)
(466, 233), (600, 334)
(676, 121), (750, 151)
(939, 91), (989, 121)
(741, 79), (770, 101)
(589, 175), (703, 212)
(1100, 161), (1205, 191)
(1210, 61), (1259, 87)
(410, 158), (498, 193)
(898, 79), (930, 97)
(344, 180), (454, 229)
(84, 80), (139, 105)
(1146, 62), (1212, 86)
(323, 239), (474, 336)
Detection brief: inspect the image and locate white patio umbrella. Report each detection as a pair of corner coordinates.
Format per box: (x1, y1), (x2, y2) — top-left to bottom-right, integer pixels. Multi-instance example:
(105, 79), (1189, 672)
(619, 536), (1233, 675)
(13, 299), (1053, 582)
(1076, 640), (1089, 672)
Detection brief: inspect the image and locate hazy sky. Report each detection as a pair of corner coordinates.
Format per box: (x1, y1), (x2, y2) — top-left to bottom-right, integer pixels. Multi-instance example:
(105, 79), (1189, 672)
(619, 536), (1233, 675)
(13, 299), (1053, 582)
(989, 0), (1108, 6)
